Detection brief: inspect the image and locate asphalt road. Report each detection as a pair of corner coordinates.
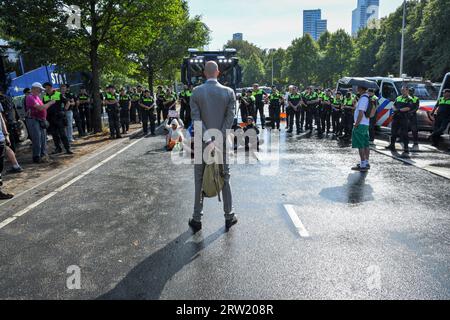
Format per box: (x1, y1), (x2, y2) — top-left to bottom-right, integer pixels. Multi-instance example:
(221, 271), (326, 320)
(0, 126), (449, 300)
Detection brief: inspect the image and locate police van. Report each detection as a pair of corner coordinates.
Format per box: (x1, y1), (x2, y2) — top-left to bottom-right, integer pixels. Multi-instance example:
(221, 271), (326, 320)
(337, 76), (439, 131)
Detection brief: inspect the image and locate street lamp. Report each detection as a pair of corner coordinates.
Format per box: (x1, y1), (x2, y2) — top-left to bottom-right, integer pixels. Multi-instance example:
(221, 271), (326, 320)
(399, 0), (406, 77)
(270, 48), (276, 87)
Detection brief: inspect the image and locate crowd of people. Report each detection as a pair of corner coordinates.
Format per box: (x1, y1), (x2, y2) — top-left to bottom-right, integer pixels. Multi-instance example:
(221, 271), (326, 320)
(0, 76), (449, 199)
(238, 83), (450, 170)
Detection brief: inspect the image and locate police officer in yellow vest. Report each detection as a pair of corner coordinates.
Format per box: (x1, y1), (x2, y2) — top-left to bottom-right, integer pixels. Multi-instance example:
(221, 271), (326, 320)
(385, 86), (412, 157)
(179, 84), (193, 128)
(119, 88), (131, 134)
(340, 91), (356, 141)
(287, 87), (302, 134)
(430, 89), (450, 148)
(302, 86), (320, 135)
(105, 85), (122, 139)
(321, 89), (333, 136)
(268, 86), (283, 130)
(252, 84), (268, 129)
(76, 88), (91, 135)
(130, 87), (141, 124)
(331, 91), (343, 137)
(42, 82), (73, 154)
(139, 90), (156, 136)
(408, 87), (420, 150)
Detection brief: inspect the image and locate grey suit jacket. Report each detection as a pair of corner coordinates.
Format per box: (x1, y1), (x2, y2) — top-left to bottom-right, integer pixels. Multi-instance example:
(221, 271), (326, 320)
(190, 79), (236, 141)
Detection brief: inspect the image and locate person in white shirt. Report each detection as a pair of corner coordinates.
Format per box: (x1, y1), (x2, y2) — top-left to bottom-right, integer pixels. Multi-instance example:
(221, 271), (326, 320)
(351, 86), (371, 172)
(165, 118), (184, 151)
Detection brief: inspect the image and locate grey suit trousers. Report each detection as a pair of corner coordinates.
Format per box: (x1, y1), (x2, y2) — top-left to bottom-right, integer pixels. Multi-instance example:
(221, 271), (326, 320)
(193, 146), (233, 222)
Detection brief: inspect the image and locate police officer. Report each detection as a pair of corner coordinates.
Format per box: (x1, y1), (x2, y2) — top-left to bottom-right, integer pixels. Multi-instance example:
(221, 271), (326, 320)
(130, 87), (141, 124)
(340, 91), (356, 141)
(163, 88), (177, 121)
(76, 88), (91, 136)
(61, 84), (76, 142)
(139, 90), (156, 136)
(331, 91), (343, 137)
(43, 82), (73, 154)
(321, 89), (333, 135)
(287, 87), (302, 134)
(119, 88), (131, 134)
(302, 86), (319, 134)
(430, 89), (450, 148)
(136, 85), (144, 123)
(252, 84), (267, 129)
(240, 90), (255, 123)
(179, 85), (193, 128)
(367, 89), (379, 145)
(155, 86), (165, 126)
(408, 87), (420, 151)
(268, 86), (283, 130)
(104, 85), (122, 139)
(386, 86), (412, 157)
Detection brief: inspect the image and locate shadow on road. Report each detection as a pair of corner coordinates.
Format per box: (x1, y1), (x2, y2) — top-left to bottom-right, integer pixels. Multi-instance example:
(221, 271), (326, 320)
(319, 172), (374, 204)
(97, 228), (225, 300)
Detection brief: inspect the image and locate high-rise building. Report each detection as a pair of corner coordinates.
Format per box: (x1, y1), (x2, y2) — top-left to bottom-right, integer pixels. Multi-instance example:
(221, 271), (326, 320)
(352, 0), (380, 36)
(232, 33), (243, 41)
(303, 9), (328, 41)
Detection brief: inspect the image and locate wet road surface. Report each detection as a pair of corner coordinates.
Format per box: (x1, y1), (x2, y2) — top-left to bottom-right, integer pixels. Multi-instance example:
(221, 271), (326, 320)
(0, 128), (449, 300)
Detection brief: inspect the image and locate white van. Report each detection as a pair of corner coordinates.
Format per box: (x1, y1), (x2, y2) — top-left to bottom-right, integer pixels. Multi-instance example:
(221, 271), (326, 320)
(337, 76), (439, 131)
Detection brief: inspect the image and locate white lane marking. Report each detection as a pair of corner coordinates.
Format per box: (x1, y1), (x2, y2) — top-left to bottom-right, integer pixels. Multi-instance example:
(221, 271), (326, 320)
(283, 204), (310, 238)
(0, 130), (143, 209)
(0, 137), (144, 230)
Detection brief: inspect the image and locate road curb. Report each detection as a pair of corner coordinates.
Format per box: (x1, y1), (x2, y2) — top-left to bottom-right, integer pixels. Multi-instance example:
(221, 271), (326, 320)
(371, 139), (450, 181)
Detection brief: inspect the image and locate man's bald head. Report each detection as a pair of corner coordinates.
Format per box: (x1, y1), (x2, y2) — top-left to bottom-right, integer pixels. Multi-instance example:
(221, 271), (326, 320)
(204, 61), (219, 79)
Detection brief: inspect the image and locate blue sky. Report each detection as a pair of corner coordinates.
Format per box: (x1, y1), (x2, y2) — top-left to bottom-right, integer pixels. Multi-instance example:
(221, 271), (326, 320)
(188, 0), (404, 50)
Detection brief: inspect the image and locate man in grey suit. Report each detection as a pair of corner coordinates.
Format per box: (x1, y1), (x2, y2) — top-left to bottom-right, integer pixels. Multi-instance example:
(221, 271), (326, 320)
(189, 61), (237, 232)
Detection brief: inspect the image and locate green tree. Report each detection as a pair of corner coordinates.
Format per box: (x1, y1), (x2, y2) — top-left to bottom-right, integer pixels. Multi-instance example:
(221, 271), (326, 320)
(317, 31), (331, 51)
(242, 53), (265, 86)
(284, 34), (319, 87)
(263, 48), (286, 87)
(350, 27), (383, 77)
(0, 0), (183, 132)
(415, 0), (450, 81)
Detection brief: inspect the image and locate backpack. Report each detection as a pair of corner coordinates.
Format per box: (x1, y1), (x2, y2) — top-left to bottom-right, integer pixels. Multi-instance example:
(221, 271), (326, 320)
(202, 149), (225, 201)
(364, 94), (378, 119)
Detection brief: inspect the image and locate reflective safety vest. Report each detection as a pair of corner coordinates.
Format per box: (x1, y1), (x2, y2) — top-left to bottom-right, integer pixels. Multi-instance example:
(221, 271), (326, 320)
(252, 89), (265, 104)
(78, 95), (89, 102)
(141, 96), (155, 107)
(119, 94), (130, 101)
(394, 95), (411, 112)
(343, 98), (354, 106)
(438, 97), (450, 106)
(43, 90), (61, 103)
(269, 92), (282, 105)
(332, 97), (343, 105)
(131, 93), (141, 102)
(304, 92), (318, 101)
(105, 92), (118, 101)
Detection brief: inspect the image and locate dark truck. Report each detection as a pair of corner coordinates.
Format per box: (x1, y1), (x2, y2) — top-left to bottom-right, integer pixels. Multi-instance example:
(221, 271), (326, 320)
(181, 49), (242, 91)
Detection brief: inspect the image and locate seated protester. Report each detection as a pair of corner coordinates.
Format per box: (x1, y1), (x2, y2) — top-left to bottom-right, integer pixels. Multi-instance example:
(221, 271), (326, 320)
(243, 116), (260, 152)
(165, 119), (184, 151)
(231, 118), (242, 151)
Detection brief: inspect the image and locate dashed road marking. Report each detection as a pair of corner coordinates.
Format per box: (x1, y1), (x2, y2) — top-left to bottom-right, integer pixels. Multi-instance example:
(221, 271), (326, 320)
(283, 204), (310, 238)
(0, 137), (144, 230)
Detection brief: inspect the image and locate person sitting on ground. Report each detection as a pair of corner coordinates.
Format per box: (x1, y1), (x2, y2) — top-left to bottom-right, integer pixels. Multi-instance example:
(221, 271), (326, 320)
(243, 116), (260, 152)
(165, 119), (184, 151)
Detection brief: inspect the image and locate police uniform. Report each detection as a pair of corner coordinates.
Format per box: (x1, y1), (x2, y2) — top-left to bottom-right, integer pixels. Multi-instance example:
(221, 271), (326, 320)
(43, 90), (72, 153)
(321, 93), (333, 134)
(341, 94), (355, 139)
(179, 89), (193, 128)
(76, 93), (90, 135)
(331, 95), (343, 136)
(430, 95), (450, 146)
(268, 90), (283, 129)
(105, 92), (121, 139)
(252, 88), (266, 128)
(119, 93), (131, 134)
(302, 91), (319, 132)
(163, 93), (177, 121)
(240, 94), (255, 123)
(130, 92), (141, 124)
(156, 90), (166, 126)
(287, 92), (302, 134)
(140, 94), (156, 135)
(408, 94), (420, 146)
(388, 95), (412, 152)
